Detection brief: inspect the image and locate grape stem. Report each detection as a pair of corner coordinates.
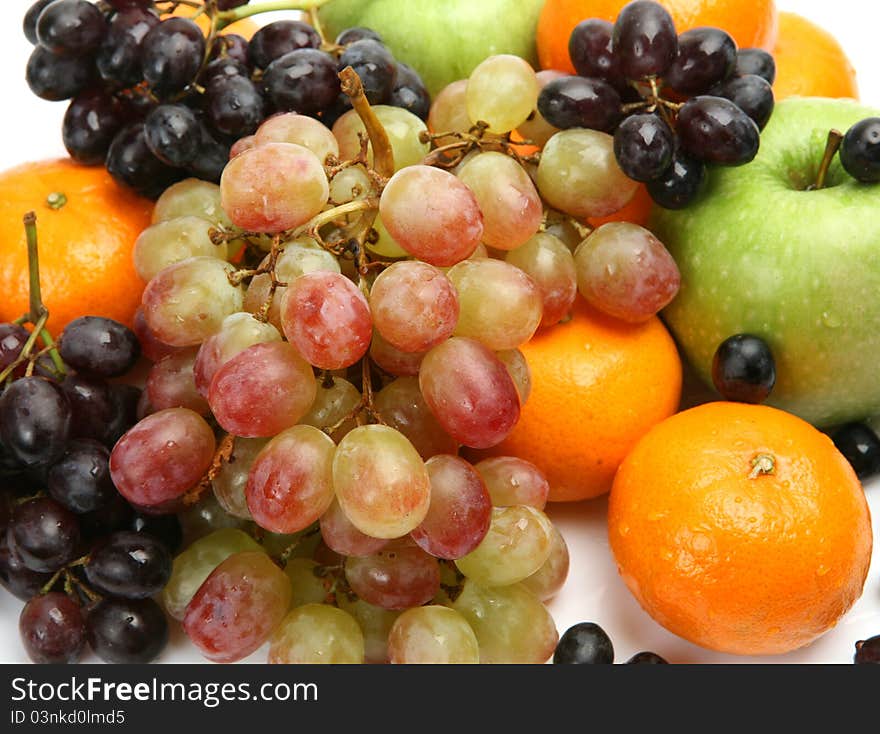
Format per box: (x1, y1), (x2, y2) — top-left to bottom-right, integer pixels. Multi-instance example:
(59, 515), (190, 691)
(184, 433), (237, 506)
(216, 0), (332, 29)
(812, 129), (844, 191)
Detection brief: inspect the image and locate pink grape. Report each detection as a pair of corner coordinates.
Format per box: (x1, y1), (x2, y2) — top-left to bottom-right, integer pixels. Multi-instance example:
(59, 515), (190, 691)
(219, 142), (329, 233)
(574, 222), (681, 323)
(140, 257), (244, 347)
(419, 337), (520, 449)
(474, 456), (550, 509)
(146, 348), (209, 415)
(109, 408), (216, 508)
(522, 524), (570, 602)
(369, 331), (425, 377)
(193, 312), (281, 397)
(505, 232), (578, 327)
(378, 165), (483, 267)
(373, 377), (458, 459)
(456, 152), (543, 251)
(133, 307), (180, 363)
(245, 425), (336, 534)
(427, 79), (471, 147)
(332, 425), (431, 539)
(229, 135), (256, 158)
(280, 272), (372, 370)
(447, 259), (543, 349)
(319, 499), (388, 557)
(208, 341), (317, 438)
(344, 539), (440, 610)
(410, 455), (492, 560)
(369, 262), (459, 353)
(254, 112), (340, 164)
(182, 551), (291, 663)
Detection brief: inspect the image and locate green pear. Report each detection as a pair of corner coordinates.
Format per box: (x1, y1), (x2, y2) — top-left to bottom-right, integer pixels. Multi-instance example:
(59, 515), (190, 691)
(318, 0), (546, 96)
(652, 97), (880, 427)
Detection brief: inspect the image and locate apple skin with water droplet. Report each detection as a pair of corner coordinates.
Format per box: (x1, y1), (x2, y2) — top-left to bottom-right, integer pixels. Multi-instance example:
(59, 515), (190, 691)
(651, 97), (880, 428)
(318, 0), (545, 96)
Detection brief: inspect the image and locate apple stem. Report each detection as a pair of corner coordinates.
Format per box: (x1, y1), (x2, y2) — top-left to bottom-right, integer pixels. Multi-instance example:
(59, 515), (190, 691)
(813, 129), (844, 190)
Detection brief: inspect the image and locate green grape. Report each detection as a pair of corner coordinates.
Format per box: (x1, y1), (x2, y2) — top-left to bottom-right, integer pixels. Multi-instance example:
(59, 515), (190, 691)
(298, 377), (361, 443)
(284, 558), (331, 607)
(260, 527), (321, 561)
(521, 524), (570, 602)
(152, 178), (233, 228)
(336, 595), (401, 664)
(178, 494), (254, 545)
(162, 528), (263, 620)
(466, 55), (538, 134)
(134, 216), (229, 282)
(387, 606), (479, 664)
(211, 437), (267, 520)
(496, 348), (531, 405)
(364, 214), (409, 259)
(332, 105), (430, 171)
(444, 581), (558, 663)
(427, 79), (471, 146)
(505, 232), (578, 327)
(269, 604), (364, 664)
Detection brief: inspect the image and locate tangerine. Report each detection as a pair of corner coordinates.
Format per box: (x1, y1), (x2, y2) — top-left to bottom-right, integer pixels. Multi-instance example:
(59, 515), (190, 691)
(477, 297), (682, 501)
(772, 12), (858, 100)
(608, 401), (873, 656)
(537, 0), (778, 74)
(0, 159), (153, 333)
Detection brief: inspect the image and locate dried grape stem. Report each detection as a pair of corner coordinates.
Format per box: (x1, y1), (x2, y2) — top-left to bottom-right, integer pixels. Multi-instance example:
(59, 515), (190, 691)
(184, 433), (237, 506)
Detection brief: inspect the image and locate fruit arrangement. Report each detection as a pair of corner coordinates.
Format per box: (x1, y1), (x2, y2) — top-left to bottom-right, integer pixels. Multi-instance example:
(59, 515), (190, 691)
(1, 0), (880, 666)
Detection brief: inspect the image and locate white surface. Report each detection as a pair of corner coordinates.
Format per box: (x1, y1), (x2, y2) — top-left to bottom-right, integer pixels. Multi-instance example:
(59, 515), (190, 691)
(1, 0), (879, 664)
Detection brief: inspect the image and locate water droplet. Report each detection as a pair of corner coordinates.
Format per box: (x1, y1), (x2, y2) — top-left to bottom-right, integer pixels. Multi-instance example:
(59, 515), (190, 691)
(822, 311), (841, 328)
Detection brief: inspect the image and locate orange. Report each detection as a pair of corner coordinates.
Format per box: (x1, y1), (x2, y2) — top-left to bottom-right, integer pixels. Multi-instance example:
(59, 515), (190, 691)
(588, 183), (653, 228)
(168, 4), (259, 39)
(478, 297), (682, 501)
(772, 12), (858, 100)
(537, 0), (778, 74)
(0, 159), (153, 333)
(608, 401), (873, 656)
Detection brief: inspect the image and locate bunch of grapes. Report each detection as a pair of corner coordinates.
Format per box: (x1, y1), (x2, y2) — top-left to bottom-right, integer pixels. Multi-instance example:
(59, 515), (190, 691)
(535, 0), (776, 209)
(0, 227), (181, 663)
(22, 0), (430, 198)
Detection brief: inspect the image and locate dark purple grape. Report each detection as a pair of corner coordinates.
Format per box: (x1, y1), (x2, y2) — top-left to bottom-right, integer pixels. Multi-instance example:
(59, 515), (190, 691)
(389, 62), (431, 120)
(613, 113), (674, 182)
(840, 117), (880, 183)
(217, 0), (250, 8)
(208, 33), (250, 66)
(0, 535), (55, 600)
(200, 56), (250, 86)
(36, 0), (106, 57)
(0, 323), (30, 374)
(554, 622), (614, 664)
(144, 103), (201, 167)
(79, 493), (133, 542)
(96, 8), (159, 88)
(48, 439), (115, 514)
(106, 0), (154, 8)
(537, 75), (622, 132)
(141, 18), (206, 97)
(626, 651), (669, 664)
(8, 497), (80, 573)
(19, 592), (86, 664)
(205, 75), (266, 138)
(0, 377), (71, 468)
(735, 48), (776, 84)
(62, 88), (125, 165)
(321, 93), (353, 128)
(86, 597), (168, 663)
(710, 74), (774, 130)
(248, 20), (321, 69)
(185, 124), (232, 184)
(665, 27), (736, 95)
(612, 0), (678, 80)
(106, 122), (183, 199)
(646, 152), (705, 209)
(567, 18), (625, 91)
(131, 513), (183, 555)
(830, 423), (880, 480)
(26, 45), (95, 101)
(84, 530), (172, 599)
(102, 383), (141, 449)
(59, 316), (142, 378)
(263, 48), (341, 114)
(23, 0), (57, 45)
(338, 39), (396, 105)
(677, 96), (760, 166)
(711, 334), (776, 404)
(855, 636), (880, 664)
(60, 374), (114, 442)
(336, 27), (383, 45)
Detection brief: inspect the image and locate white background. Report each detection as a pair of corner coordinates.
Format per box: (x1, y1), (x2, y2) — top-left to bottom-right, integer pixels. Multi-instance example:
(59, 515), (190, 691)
(0, 0), (879, 664)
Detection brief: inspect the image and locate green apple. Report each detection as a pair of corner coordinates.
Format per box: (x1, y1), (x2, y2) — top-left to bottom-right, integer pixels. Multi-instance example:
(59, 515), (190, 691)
(651, 97), (880, 428)
(318, 0), (545, 96)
